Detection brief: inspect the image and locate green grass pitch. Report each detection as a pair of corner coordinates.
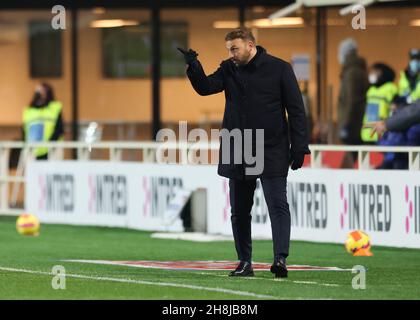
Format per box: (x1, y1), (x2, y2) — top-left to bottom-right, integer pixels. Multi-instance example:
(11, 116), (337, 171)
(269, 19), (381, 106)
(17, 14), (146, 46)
(0, 216), (419, 300)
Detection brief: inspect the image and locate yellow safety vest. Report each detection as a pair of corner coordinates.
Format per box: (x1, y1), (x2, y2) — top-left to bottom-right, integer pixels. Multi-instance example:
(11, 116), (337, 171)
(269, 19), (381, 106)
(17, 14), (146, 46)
(361, 82), (398, 142)
(23, 101), (63, 157)
(398, 71), (420, 103)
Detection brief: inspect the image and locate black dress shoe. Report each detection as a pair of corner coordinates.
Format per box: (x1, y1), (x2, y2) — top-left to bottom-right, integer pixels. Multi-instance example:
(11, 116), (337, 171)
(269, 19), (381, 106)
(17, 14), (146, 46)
(229, 261), (254, 277)
(270, 257), (288, 278)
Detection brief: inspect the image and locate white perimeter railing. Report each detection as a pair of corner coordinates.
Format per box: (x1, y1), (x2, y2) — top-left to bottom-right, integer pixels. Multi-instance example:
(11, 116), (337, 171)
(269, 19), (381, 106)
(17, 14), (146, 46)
(0, 141), (419, 215)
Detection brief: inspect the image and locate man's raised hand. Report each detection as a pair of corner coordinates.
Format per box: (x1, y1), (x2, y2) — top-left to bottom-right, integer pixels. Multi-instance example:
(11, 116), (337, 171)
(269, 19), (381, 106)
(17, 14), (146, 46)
(177, 47), (198, 65)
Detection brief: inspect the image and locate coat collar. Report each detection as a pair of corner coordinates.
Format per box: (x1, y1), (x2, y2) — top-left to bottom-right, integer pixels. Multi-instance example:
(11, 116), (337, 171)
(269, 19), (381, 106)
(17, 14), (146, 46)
(222, 45), (267, 71)
(251, 45), (267, 68)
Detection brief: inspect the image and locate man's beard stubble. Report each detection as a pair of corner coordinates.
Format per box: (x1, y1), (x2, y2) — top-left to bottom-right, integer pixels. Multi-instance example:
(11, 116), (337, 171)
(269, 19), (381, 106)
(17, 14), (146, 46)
(233, 49), (251, 67)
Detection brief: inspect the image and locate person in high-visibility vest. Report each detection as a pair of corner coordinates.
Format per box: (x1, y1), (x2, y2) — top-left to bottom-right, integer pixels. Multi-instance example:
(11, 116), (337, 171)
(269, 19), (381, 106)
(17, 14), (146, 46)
(397, 48), (420, 104)
(22, 83), (64, 160)
(361, 63), (398, 143)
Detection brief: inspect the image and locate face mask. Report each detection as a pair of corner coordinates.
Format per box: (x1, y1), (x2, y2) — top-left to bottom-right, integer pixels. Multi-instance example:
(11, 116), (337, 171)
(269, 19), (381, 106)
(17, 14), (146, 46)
(369, 73), (378, 85)
(409, 60), (420, 74)
(33, 91), (45, 107)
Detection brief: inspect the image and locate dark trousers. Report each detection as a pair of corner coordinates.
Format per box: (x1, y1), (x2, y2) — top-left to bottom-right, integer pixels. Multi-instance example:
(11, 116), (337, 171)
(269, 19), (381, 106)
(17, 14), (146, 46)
(229, 176), (291, 263)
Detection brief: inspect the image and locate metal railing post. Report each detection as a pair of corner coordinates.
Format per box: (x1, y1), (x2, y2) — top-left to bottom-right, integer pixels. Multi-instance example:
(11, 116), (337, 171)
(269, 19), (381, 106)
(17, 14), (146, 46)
(409, 151), (420, 171)
(358, 150), (370, 170)
(143, 147), (155, 163)
(110, 148), (122, 161)
(311, 148), (322, 168)
(49, 147), (64, 160)
(179, 142), (189, 165)
(0, 147), (10, 212)
(77, 146), (91, 160)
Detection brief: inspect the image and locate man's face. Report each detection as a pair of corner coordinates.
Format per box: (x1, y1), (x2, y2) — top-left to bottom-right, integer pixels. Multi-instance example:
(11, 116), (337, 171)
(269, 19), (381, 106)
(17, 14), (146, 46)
(226, 38), (253, 66)
(35, 84), (47, 105)
(409, 57), (420, 74)
(368, 68), (381, 84)
(35, 84), (47, 102)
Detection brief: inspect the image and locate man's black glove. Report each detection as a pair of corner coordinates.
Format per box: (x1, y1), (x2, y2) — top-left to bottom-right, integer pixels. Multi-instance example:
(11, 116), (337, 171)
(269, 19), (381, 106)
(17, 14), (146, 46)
(290, 153), (305, 170)
(177, 47), (198, 65)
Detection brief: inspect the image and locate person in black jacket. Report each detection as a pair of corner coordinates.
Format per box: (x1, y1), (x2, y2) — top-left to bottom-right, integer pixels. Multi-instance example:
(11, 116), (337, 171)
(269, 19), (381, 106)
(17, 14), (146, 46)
(367, 100), (420, 136)
(364, 99), (420, 169)
(178, 28), (310, 278)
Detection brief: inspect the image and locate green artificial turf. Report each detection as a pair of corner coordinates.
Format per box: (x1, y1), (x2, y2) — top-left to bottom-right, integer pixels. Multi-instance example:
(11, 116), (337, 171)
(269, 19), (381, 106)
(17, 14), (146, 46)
(0, 216), (419, 300)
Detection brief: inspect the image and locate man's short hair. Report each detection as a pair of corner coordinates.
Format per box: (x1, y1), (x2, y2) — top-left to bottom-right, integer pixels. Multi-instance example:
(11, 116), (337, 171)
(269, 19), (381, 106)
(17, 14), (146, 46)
(225, 28), (256, 43)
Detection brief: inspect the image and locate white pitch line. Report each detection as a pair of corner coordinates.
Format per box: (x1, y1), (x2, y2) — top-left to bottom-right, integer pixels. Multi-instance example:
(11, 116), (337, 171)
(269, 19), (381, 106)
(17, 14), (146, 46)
(195, 272), (340, 287)
(0, 266), (277, 300)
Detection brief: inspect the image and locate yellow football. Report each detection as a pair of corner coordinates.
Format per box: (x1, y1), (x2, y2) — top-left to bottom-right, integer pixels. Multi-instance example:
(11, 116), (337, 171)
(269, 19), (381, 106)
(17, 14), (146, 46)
(345, 230), (371, 255)
(16, 214), (40, 236)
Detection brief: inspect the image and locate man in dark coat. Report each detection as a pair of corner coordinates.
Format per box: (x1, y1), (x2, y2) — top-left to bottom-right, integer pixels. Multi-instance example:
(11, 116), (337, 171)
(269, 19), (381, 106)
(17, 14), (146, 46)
(178, 28), (310, 278)
(336, 38), (369, 168)
(337, 38), (369, 145)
